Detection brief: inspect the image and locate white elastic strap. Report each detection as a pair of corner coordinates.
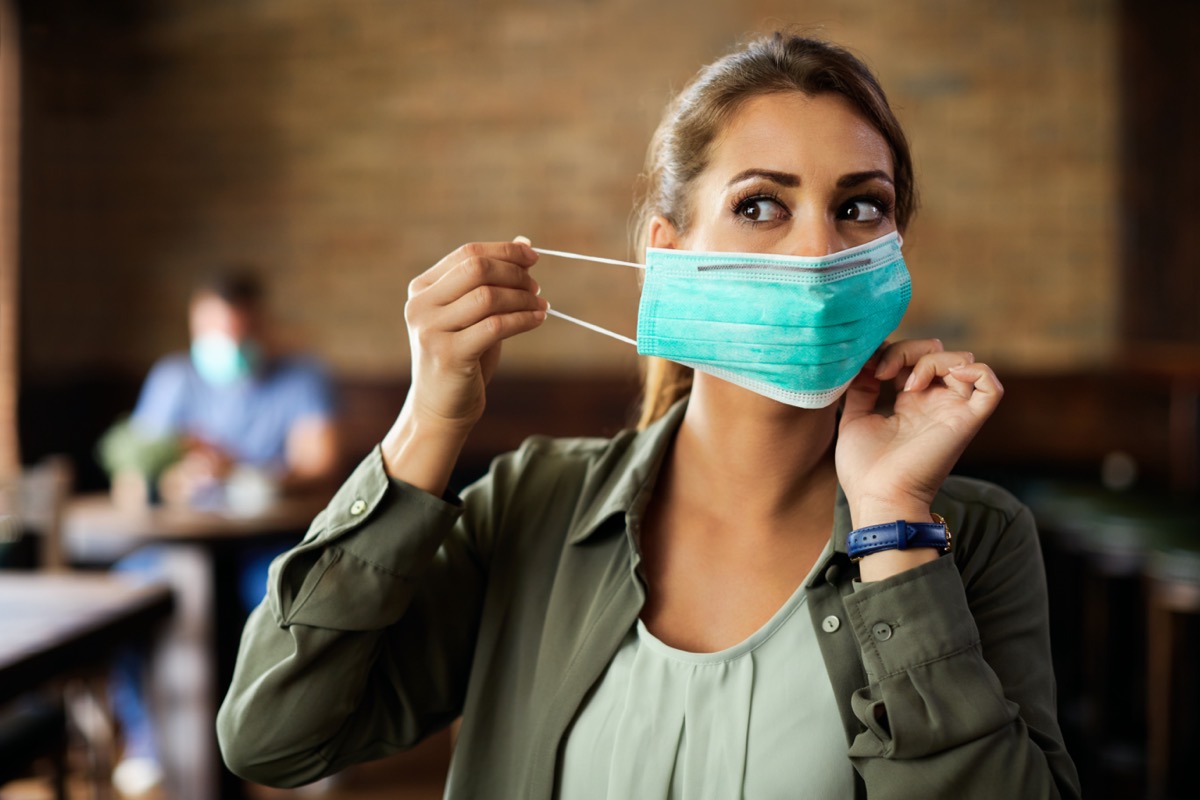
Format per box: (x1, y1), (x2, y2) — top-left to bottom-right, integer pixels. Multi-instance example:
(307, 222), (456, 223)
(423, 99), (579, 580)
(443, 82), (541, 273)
(534, 247), (640, 346)
(532, 247), (645, 269)
(546, 307), (637, 347)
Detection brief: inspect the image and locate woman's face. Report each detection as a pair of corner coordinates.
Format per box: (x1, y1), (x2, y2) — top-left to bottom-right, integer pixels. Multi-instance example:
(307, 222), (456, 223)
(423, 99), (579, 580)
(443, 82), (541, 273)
(654, 91), (897, 256)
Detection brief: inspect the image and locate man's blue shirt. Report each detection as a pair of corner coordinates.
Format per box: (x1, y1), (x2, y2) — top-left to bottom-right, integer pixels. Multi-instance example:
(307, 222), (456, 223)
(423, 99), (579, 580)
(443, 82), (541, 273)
(131, 353), (334, 469)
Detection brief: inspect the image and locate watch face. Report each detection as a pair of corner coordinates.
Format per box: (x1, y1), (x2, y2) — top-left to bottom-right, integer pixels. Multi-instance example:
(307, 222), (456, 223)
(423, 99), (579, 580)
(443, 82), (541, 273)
(930, 513), (952, 553)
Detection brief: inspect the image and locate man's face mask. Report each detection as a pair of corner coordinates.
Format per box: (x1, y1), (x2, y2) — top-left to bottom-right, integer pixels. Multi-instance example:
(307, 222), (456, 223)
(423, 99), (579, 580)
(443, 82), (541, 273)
(190, 333), (260, 386)
(535, 231), (910, 409)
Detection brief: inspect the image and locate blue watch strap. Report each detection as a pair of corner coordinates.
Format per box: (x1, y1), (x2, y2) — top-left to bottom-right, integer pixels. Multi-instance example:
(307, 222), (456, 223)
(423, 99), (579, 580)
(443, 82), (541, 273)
(846, 514), (951, 561)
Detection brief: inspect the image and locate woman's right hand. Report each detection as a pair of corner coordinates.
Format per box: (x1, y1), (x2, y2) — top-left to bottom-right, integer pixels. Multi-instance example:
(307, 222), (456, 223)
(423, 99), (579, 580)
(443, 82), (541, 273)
(382, 239), (546, 492)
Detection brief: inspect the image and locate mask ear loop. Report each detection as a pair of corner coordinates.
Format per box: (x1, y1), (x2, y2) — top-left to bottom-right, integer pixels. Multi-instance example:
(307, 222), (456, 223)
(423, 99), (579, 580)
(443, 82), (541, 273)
(532, 248), (645, 270)
(531, 248), (642, 348)
(544, 307), (637, 347)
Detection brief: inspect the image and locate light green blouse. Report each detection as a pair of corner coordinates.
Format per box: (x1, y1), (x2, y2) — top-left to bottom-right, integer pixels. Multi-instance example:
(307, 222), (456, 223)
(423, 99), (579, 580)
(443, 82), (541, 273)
(558, 546), (854, 799)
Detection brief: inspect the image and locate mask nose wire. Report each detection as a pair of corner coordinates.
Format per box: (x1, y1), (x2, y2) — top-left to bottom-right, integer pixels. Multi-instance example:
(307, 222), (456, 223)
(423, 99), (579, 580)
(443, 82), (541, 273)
(531, 247), (640, 348)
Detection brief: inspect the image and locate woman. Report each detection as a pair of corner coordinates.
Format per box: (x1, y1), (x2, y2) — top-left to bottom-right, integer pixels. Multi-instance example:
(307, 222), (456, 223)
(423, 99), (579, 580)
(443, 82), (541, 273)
(218, 33), (1080, 798)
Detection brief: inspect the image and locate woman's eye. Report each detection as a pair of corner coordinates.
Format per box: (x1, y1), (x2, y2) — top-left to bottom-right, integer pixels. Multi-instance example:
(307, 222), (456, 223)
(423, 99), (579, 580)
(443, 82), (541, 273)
(736, 197), (788, 222)
(838, 198), (885, 222)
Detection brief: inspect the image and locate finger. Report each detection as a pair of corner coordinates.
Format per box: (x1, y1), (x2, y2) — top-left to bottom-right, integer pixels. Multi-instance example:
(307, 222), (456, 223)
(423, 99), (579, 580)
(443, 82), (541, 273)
(861, 346), (887, 379)
(410, 241), (538, 294)
(453, 308), (549, 361)
(840, 361), (883, 427)
(436, 284), (548, 332)
(902, 351), (976, 393)
(874, 338), (945, 381)
(944, 362), (1004, 417)
(421, 253), (543, 309)
(430, 241), (538, 285)
(411, 261), (539, 325)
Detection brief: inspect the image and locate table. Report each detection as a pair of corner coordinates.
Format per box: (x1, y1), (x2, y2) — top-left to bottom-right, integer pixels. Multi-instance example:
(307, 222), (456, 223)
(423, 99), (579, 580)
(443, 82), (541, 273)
(0, 572), (174, 706)
(64, 493), (330, 563)
(0, 572), (173, 798)
(63, 493), (330, 800)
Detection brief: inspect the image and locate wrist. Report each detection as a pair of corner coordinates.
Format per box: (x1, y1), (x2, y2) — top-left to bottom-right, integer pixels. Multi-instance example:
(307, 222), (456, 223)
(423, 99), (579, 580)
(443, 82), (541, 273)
(850, 504), (933, 530)
(381, 406), (472, 496)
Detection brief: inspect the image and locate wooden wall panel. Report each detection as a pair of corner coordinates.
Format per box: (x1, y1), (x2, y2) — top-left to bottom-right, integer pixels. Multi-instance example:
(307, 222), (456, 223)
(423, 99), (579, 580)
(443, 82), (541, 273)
(1119, 0), (1200, 345)
(1, 0), (21, 476)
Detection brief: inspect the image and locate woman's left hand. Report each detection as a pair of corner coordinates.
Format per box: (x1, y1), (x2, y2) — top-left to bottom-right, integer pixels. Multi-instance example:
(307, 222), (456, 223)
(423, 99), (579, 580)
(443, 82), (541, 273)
(836, 339), (1004, 563)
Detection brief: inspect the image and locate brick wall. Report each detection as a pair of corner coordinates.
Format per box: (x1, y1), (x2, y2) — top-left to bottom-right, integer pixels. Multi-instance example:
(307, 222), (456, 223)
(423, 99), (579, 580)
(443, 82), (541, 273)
(18, 0), (1117, 382)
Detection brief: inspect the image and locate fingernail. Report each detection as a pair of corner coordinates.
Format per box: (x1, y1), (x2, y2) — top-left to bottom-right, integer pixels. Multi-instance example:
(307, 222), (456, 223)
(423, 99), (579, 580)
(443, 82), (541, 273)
(534, 283), (542, 296)
(903, 373), (916, 391)
(874, 362), (886, 379)
(513, 235), (531, 245)
(950, 363), (967, 371)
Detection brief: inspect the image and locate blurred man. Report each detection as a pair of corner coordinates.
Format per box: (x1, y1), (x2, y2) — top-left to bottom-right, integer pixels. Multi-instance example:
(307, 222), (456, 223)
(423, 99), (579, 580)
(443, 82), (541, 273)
(110, 270), (339, 796)
(125, 271), (338, 506)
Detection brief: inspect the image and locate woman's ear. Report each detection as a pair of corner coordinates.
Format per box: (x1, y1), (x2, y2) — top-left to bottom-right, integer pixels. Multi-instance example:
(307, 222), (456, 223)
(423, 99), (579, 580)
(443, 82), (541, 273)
(648, 215), (681, 250)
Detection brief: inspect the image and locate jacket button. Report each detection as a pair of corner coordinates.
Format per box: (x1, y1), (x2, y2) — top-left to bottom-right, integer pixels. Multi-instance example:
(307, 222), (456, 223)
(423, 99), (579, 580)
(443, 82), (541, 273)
(350, 499), (367, 516)
(822, 615), (841, 633)
(872, 622), (893, 642)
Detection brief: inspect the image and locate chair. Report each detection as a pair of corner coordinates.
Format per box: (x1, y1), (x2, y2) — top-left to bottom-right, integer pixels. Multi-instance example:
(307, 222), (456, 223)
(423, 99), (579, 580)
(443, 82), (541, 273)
(1024, 481), (1196, 798)
(0, 456), (123, 799)
(1145, 541), (1200, 799)
(0, 456), (75, 799)
(18, 456), (73, 569)
(0, 456), (73, 570)
(0, 697), (68, 798)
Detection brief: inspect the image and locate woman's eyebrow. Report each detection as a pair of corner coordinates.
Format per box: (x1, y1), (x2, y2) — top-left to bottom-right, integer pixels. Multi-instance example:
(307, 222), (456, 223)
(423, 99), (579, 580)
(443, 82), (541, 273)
(726, 168), (800, 188)
(837, 170), (894, 188)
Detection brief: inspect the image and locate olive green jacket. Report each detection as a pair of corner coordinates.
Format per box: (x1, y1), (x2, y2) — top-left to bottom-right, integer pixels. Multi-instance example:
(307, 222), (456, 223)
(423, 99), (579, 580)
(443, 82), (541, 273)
(217, 401), (1080, 798)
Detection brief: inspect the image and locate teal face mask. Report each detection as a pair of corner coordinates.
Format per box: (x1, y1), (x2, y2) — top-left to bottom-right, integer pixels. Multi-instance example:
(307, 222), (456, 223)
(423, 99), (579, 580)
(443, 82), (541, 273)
(533, 231), (911, 409)
(190, 333), (259, 386)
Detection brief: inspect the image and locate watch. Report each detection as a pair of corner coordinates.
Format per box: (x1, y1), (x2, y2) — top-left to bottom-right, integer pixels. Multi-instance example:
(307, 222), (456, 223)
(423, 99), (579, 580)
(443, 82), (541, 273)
(846, 513), (952, 561)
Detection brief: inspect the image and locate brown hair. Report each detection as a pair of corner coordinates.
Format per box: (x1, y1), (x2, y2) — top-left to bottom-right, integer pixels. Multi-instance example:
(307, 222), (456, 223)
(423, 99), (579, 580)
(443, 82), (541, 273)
(633, 32), (917, 428)
(195, 269), (264, 310)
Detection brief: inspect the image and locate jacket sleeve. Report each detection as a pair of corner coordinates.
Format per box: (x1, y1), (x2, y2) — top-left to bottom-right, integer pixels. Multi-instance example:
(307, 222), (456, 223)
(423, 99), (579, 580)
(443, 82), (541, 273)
(842, 502), (1081, 799)
(216, 447), (497, 788)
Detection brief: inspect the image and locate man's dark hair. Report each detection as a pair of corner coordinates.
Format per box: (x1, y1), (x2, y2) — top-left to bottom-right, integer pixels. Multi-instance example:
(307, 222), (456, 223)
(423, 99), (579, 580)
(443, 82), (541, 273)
(195, 269), (264, 309)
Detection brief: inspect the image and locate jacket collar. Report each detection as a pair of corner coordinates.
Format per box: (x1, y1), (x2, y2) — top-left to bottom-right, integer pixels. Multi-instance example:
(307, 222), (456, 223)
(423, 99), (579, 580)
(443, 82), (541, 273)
(567, 397), (688, 546)
(567, 396), (856, 558)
